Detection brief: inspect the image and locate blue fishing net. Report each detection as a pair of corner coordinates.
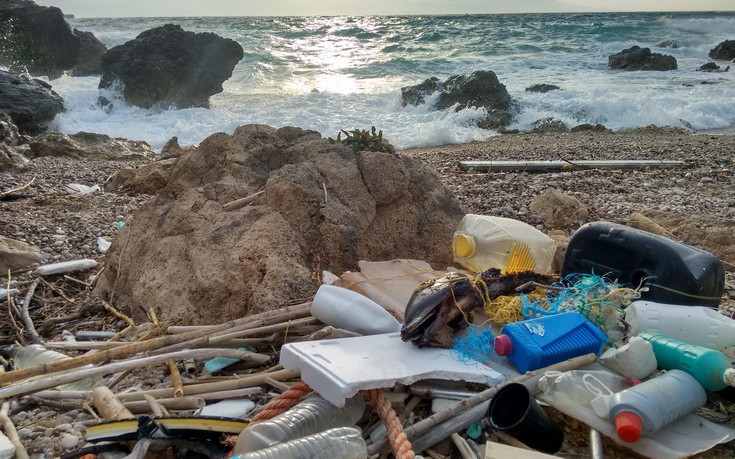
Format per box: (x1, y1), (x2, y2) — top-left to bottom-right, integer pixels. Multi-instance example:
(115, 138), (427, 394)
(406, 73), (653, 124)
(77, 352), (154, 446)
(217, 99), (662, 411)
(451, 324), (495, 364)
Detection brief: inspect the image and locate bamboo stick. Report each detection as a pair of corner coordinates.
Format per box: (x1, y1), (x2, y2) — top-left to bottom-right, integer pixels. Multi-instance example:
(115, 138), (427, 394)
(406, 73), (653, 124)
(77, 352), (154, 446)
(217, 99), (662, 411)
(223, 190), (265, 211)
(92, 386), (134, 420)
(0, 348), (274, 399)
(0, 401), (29, 459)
(34, 386), (263, 402)
(0, 302), (311, 386)
(168, 361), (184, 398)
(144, 394), (165, 417)
(366, 354), (596, 455)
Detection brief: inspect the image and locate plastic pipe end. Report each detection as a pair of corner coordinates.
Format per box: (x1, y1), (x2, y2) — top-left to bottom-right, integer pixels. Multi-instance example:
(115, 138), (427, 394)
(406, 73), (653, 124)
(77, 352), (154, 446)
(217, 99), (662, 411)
(615, 411), (642, 443)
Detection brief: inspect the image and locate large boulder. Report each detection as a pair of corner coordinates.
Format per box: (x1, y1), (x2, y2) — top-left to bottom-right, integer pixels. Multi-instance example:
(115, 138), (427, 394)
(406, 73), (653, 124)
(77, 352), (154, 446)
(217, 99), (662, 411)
(28, 131), (155, 160)
(709, 40), (735, 61)
(0, 0), (106, 78)
(0, 236), (46, 273)
(608, 46), (677, 71)
(94, 125), (465, 324)
(0, 70), (64, 135)
(401, 70), (515, 130)
(99, 24), (244, 109)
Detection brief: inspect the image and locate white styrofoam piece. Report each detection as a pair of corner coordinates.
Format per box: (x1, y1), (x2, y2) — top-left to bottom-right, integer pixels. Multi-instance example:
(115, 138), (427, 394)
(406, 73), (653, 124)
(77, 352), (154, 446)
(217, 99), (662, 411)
(199, 399), (256, 419)
(281, 333), (505, 407)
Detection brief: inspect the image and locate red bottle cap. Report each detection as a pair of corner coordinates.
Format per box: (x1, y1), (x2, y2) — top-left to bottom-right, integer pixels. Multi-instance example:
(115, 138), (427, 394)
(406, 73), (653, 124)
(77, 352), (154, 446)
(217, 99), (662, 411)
(615, 411), (642, 442)
(494, 335), (512, 356)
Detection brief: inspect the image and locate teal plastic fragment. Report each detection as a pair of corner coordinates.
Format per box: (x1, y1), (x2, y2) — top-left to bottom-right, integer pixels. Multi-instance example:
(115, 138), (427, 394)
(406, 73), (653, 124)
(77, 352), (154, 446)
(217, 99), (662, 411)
(466, 422), (483, 440)
(204, 347), (256, 373)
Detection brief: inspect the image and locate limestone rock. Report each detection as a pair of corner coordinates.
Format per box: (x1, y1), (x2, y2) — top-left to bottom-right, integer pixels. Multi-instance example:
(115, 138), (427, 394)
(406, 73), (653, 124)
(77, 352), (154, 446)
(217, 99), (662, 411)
(0, 0), (106, 78)
(99, 24), (244, 109)
(0, 236), (46, 273)
(530, 188), (589, 230)
(608, 46), (677, 71)
(94, 124), (464, 324)
(29, 131), (154, 160)
(0, 70), (64, 135)
(104, 158), (174, 193)
(0, 112), (21, 146)
(531, 117), (568, 134)
(0, 143), (29, 171)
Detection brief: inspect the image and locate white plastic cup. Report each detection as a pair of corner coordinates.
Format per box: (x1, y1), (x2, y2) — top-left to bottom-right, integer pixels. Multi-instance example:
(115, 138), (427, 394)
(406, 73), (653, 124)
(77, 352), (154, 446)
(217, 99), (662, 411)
(626, 301), (735, 350)
(311, 285), (401, 336)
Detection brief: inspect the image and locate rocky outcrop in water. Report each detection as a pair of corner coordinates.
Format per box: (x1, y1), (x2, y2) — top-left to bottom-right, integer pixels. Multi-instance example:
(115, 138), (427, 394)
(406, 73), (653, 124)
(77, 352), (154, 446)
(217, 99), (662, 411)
(99, 24), (244, 109)
(608, 46), (677, 71)
(709, 40), (735, 61)
(401, 70), (515, 130)
(94, 124), (465, 324)
(0, 70), (64, 135)
(526, 84), (560, 93)
(0, 0), (106, 78)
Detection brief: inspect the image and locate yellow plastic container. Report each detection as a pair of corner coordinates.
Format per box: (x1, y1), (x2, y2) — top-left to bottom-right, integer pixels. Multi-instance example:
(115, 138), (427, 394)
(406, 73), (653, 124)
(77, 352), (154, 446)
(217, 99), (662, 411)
(453, 215), (556, 274)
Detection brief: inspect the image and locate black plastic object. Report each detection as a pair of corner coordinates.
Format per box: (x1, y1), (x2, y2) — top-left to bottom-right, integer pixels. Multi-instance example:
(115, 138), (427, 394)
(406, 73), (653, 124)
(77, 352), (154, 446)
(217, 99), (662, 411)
(561, 222), (724, 307)
(486, 383), (564, 454)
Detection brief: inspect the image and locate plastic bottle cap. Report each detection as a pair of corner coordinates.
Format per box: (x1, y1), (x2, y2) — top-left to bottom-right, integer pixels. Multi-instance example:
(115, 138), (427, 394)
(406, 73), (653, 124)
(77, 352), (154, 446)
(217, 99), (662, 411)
(615, 411), (642, 442)
(454, 234), (476, 258)
(494, 335), (512, 356)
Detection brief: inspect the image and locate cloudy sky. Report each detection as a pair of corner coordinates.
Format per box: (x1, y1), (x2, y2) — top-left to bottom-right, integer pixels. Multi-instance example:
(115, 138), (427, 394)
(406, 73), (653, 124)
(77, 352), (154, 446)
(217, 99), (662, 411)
(36, 0), (735, 17)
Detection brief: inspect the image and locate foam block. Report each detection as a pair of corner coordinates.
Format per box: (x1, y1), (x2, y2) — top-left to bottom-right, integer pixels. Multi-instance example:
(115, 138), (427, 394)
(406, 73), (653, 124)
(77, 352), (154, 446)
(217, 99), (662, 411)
(281, 333), (504, 407)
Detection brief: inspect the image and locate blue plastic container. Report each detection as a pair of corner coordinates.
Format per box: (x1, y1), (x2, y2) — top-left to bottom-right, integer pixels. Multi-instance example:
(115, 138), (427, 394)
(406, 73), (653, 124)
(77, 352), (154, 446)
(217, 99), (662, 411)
(494, 312), (607, 373)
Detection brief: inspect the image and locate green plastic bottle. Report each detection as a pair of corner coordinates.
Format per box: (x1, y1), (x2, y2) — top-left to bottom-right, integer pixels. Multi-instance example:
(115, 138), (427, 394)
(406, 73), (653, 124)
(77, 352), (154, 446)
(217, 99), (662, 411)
(640, 331), (735, 391)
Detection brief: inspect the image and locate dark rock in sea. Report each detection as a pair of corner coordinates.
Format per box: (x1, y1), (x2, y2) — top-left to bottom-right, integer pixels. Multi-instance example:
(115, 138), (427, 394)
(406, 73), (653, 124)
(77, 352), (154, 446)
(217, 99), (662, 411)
(709, 40), (735, 61)
(99, 24), (244, 109)
(525, 84), (561, 93)
(28, 131), (155, 160)
(698, 62), (729, 72)
(608, 46), (677, 71)
(570, 123), (610, 133)
(530, 117), (568, 133)
(0, 70), (64, 135)
(401, 70), (515, 130)
(0, 0), (106, 78)
(656, 39), (679, 49)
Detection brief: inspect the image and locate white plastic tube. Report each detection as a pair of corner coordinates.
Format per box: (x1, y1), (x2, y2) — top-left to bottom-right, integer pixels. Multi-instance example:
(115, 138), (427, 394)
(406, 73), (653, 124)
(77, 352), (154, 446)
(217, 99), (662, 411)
(36, 259), (98, 276)
(234, 427), (367, 459)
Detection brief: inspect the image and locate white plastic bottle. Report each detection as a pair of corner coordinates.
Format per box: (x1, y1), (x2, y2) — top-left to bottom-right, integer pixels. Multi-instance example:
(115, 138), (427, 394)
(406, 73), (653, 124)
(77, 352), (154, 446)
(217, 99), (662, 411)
(233, 394), (365, 455)
(234, 427), (367, 459)
(12, 344), (103, 391)
(626, 300), (735, 350)
(608, 369), (706, 443)
(452, 214), (556, 274)
(311, 285), (401, 335)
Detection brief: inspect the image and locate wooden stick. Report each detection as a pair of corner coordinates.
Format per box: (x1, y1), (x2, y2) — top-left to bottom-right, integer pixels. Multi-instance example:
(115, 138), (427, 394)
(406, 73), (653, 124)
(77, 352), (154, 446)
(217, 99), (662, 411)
(91, 386), (134, 420)
(0, 177), (35, 198)
(0, 401), (29, 459)
(0, 348), (276, 399)
(264, 377), (291, 393)
(451, 433), (475, 459)
(19, 278), (42, 344)
(126, 396), (204, 414)
(223, 190), (265, 211)
(168, 361), (184, 398)
(34, 386), (263, 402)
(367, 354), (596, 455)
(0, 302), (311, 386)
(459, 159), (691, 172)
(45, 341), (127, 351)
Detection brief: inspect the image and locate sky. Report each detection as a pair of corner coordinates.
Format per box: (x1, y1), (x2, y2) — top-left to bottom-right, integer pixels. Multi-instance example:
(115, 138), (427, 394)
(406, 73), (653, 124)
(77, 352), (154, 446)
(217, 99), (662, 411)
(35, 0), (735, 18)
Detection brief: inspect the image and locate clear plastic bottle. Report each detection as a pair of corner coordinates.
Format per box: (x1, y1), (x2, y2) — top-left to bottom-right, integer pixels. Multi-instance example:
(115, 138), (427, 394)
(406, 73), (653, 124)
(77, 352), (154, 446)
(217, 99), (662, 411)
(233, 427), (367, 459)
(453, 214), (556, 274)
(11, 344), (103, 391)
(233, 394), (365, 455)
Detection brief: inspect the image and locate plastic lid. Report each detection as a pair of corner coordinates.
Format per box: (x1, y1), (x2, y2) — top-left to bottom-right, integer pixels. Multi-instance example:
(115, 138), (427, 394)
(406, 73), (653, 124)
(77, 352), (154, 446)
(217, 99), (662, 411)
(494, 335), (512, 356)
(615, 411), (642, 442)
(454, 234), (476, 258)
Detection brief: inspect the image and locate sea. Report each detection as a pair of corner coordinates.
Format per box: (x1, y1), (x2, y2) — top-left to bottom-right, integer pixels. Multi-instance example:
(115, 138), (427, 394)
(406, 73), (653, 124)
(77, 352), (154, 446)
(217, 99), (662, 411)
(40, 12), (735, 150)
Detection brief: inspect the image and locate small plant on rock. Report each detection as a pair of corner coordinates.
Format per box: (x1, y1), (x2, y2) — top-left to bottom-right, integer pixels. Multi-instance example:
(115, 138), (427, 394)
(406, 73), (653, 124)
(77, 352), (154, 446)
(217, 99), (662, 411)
(329, 126), (396, 154)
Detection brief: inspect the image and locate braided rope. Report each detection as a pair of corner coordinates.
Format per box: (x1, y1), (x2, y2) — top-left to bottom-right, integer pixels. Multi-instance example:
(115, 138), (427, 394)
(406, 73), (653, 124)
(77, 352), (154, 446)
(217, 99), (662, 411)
(248, 380), (313, 425)
(363, 388), (415, 459)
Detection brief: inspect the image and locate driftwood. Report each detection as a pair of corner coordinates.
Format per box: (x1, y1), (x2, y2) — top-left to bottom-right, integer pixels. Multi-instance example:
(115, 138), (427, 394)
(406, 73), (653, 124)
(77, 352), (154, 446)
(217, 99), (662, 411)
(627, 212), (675, 238)
(0, 302), (312, 386)
(367, 353), (597, 455)
(92, 386), (134, 420)
(19, 278), (42, 344)
(126, 396), (203, 414)
(168, 361), (184, 398)
(0, 348), (274, 399)
(223, 190), (265, 211)
(0, 401), (29, 459)
(459, 159), (691, 173)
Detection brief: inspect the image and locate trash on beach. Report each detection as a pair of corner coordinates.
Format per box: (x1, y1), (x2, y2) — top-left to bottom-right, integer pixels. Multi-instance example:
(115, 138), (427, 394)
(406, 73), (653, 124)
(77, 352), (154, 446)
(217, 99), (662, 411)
(0, 288), (19, 301)
(96, 236), (112, 253)
(35, 259), (98, 276)
(65, 183), (101, 195)
(459, 159), (692, 173)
